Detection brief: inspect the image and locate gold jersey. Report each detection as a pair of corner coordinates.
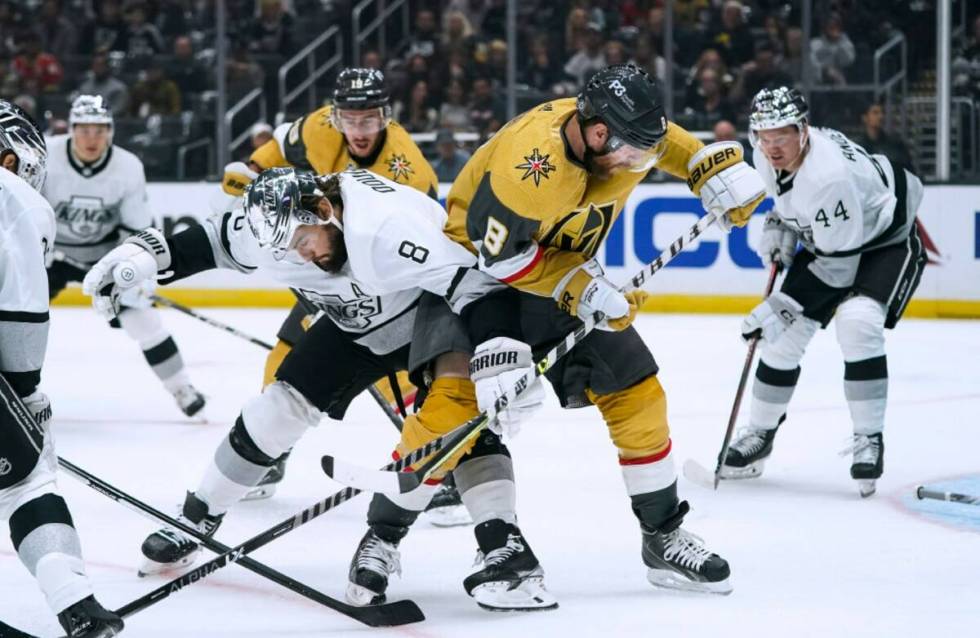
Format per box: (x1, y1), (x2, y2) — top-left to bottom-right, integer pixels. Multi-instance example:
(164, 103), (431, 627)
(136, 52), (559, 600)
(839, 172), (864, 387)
(250, 105), (438, 198)
(445, 98), (704, 297)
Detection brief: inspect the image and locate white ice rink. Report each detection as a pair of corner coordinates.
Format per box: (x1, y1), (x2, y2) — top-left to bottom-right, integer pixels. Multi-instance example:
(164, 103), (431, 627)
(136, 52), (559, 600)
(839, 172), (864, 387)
(2, 306), (978, 637)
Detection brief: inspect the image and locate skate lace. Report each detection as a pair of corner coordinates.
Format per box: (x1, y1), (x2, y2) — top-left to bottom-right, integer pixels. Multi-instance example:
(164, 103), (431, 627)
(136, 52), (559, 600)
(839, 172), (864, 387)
(840, 434), (880, 464)
(357, 536), (402, 577)
(662, 528), (713, 570)
(473, 533), (525, 568)
(730, 428), (768, 456)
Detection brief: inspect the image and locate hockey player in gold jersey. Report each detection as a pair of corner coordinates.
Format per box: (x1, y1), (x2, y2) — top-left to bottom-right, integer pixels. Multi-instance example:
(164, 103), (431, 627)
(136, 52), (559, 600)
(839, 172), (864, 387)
(437, 64), (767, 594)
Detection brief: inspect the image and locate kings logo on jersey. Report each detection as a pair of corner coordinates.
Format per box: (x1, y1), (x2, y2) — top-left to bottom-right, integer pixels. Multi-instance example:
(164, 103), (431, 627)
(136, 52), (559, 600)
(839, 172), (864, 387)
(540, 201), (616, 258)
(55, 196), (117, 240)
(295, 284), (384, 331)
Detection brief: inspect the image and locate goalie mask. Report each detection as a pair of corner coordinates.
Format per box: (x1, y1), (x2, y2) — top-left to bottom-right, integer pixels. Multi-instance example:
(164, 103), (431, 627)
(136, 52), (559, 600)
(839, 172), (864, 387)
(244, 167), (343, 263)
(0, 100), (47, 191)
(748, 86), (809, 148)
(331, 67), (391, 136)
(576, 64), (668, 172)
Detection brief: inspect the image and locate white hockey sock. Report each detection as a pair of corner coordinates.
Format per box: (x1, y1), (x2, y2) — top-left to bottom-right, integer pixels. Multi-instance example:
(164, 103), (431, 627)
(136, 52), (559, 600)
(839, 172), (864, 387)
(197, 461), (251, 516)
(455, 454), (517, 525)
(34, 553), (93, 615)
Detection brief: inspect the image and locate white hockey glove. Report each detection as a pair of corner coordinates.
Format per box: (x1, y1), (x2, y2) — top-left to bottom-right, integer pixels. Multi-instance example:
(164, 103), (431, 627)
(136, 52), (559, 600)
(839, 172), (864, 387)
(741, 292), (805, 343)
(553, 259), (649, 331)
(24, 391), (52, 432)
(221, 161), (259, 197)
(757, 210), (797, 269)
(687, 141), (766, 231)
(469, 337), (546, 438)
(82, 228), (171, 319)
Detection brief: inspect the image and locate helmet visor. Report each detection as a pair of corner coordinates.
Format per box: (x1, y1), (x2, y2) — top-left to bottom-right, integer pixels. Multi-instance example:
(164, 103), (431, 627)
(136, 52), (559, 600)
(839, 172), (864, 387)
(606, 134), (659, 172)
(332, 107), (389, 135)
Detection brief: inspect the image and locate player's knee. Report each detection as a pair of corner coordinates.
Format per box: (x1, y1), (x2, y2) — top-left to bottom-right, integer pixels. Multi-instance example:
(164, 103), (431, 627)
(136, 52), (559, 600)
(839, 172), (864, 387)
(835, 296), (886, 361)
(759, 315), (820, 369)
(238, 382), (320, 460)
(590, 375), (670, 459)
(117, 306), (169, 349)
(396, 377), (479, 476)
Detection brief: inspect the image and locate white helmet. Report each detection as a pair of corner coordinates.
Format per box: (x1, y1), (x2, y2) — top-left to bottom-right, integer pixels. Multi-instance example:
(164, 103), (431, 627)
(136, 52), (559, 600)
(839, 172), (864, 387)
(748, 86), (809, 146)
(0, 100), (48, 191)
(69, 95), (114, 141)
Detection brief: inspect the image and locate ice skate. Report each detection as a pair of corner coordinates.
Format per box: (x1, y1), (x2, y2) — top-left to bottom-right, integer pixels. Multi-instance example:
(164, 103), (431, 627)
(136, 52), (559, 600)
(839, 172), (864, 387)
(346, 528), (402, 606)
(171, 383), (206, 417)
(719, 424), (780, 480)
(424, 476), (472, 527)
(463, 519), (557, 611)
(57, 595), (123, 638)
(139, 492), (223, 576)
(849, 433), (883, 498)
(642, 501), (732, 595)
(242, 454), (289, 501)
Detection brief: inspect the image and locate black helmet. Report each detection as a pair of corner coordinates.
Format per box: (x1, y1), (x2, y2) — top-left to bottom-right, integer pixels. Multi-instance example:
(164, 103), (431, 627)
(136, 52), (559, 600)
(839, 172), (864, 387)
(577, 64), (667, 151)
(333, 68), (390, 110)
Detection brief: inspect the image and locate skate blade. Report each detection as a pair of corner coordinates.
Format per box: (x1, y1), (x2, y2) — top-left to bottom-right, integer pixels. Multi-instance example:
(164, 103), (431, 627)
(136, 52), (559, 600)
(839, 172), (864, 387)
(718, 460), (765, 481)
(857, 479), (877, 498)
(137, 550), (200, 578)
(646, 568), (733, 595)
(345, 582), (386, 607)
(425, 504), (473, 527)
(241, 484), (277, 501)
(471, 577), (559, 611)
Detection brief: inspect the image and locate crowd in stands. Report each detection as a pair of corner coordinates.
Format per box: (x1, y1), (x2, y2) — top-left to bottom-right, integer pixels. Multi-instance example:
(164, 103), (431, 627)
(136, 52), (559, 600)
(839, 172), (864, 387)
(0, 0), (966, 179)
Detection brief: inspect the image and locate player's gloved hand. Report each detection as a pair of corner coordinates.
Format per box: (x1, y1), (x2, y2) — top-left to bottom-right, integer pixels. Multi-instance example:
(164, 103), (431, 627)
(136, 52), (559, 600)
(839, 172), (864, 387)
(82, 228), (171, 319)
(757, 210), (797, 269)
(553, 259), (646, 331)
(222, 161), (259, 197)
(469, 337), (545, 438)
(687, 141), (766, 231)
(741, 291), (805, 343)
(23, 391), (52, 432)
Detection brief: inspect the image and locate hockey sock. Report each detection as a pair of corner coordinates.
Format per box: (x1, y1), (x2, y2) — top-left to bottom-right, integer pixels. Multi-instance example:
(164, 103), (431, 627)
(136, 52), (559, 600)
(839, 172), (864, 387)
(844, 356), (887, 434)
(118, 307), (187, 385)
(748, 361), (800, 428)
(455, 450), (516, 526)
(366, 494), (428, 543)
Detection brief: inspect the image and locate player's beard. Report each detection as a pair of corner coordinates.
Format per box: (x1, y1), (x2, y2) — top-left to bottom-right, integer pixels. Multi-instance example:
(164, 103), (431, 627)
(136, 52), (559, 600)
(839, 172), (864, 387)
(313, 224), (348, 273)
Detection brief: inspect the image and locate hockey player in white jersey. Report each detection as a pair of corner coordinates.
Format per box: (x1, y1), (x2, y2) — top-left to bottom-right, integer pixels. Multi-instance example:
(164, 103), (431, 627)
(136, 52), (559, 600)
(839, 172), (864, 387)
(82, 167), (556, 611)
(44, 95), (205, 417)
(0, 100), (124, 637)
(721, 87), (927, 496)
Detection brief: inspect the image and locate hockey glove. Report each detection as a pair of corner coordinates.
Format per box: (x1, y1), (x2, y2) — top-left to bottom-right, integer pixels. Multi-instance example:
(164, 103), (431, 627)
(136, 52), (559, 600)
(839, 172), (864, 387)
(82, 228), (171, 319)
(687, 141), (766, 231)
(470, 337), (546, 438)
(741, 292), (805, 343)
(553, 259), (648, 331)
(757, 210), (797, 269)
(24, 391), (52, 433)
(222, 161), (259, 197)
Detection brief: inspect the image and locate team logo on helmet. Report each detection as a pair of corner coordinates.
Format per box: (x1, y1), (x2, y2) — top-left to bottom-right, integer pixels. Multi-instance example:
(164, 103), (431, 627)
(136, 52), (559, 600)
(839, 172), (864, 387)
(0, 457), (11, 477)
(515, 148), (556, 187)
(386, 153), (414, 181)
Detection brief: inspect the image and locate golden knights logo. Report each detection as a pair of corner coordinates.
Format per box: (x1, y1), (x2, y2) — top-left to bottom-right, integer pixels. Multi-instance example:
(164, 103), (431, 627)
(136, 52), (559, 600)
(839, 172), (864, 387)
(55, 196), (117, 240)
(540, 201), (616, 258)
(386, 153), (414, 182)
(515, 148), (556, 187)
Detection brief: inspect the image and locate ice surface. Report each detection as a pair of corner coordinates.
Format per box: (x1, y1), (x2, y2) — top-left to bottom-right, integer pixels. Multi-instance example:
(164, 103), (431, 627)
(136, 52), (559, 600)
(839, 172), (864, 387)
(2, 307), (977, 637)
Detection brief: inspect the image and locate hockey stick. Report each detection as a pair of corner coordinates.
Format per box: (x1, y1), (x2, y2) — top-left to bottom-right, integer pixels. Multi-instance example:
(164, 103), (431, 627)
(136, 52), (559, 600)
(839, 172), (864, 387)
(321, 211), (720, 495)
(915, 486), (980, 506)
(682, 262), (781, 490)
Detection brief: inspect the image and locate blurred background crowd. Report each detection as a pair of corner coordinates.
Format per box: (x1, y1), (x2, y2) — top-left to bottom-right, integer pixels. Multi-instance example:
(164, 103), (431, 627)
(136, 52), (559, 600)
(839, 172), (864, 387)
(0, 0), (976, 181)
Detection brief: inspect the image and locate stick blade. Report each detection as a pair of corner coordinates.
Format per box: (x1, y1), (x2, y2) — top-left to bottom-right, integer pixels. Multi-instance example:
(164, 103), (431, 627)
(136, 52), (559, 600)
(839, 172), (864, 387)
(348, 599), (425, 627)
(0, 620), (40, 638)
(682, 459), (717, 491)
(321, 455), (407, 494)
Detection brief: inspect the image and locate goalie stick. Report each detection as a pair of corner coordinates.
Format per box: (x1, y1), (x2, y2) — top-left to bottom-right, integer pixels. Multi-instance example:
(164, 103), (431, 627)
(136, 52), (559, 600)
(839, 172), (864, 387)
(915, 486), (980, 506)
(683, 262), (781, 490)
(321, 211), (720, 495)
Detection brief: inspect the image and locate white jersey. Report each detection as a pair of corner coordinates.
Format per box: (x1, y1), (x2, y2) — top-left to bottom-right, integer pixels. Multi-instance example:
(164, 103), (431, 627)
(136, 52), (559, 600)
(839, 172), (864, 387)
(42, 135), (150, 265)
(0, 167), (56, 392)
(201, 168), (489, 355)
(753, 127), (920, 288)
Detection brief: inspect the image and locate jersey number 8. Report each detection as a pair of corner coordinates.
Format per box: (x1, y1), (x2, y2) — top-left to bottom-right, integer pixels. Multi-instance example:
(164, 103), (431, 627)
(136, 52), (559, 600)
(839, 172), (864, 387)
(483, 216), (509, 256)
(398, 240), (429, 264)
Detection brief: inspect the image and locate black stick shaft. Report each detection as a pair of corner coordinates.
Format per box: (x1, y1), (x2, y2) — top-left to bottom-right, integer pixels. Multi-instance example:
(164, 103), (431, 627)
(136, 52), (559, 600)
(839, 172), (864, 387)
(150, 294), (275, 350)
(712, 262), (781, 488)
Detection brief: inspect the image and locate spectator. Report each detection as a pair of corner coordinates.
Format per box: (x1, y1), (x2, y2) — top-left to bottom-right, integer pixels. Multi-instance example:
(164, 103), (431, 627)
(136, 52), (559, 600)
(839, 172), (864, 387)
(853, 101), (913, 172)
(246, 0), (295, 56)
(684, 66), (736, 127)
(226, 38), (264, 99)
(38, 0), (79, 61)
(446, 0), (488, 35)
(156, 0), (191, 40)
(522, 36), (574, 96)
(12, 31), (63, 94)
(467, 75), (505, 137)
(564, 7), (591, 55)
(393, 79), (438, 133)
(402, 8), (439, 61)
(250, 122), (274, 150)
(761, 14), (785, 57)
(128, 61), (181, 116)
(604, 39), (628, 66)
(731, 41), (794, 107)
(79, 0), (126, 54)
(563, 22), (606, 88)
(442, 10), (477, 58)
(0, 1), (24, 59)
(439, 78), (473, 131)
(119, 0), (165, 58)
(12, 93), (38, 123)
(952, 15), (980, 99)
(167, 35), (209, 97)
(431, 127), (471, 182)
(631, 37), (666, 83)
(810, 12), (855, 85)
(708, 0), (754, 67)
(76, 51), (129, 116)
(779, 26), (807, 83)
(480, 0), (507, 41)
(485, 39), (509, 89)
(362, 49), (383, 70)
(713, 119), (737, 142)
(684, 48), (733, 106)
(443, 48), (471, 85)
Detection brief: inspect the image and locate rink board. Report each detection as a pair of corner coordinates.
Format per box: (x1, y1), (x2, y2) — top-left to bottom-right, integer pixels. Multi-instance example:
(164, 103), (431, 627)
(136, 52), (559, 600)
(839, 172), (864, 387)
(51, 182), (980, 318)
